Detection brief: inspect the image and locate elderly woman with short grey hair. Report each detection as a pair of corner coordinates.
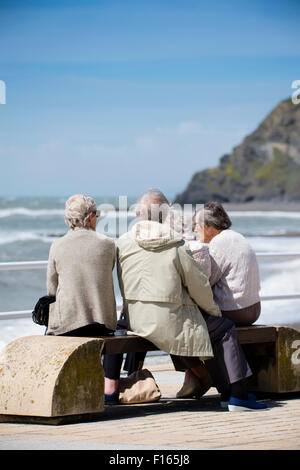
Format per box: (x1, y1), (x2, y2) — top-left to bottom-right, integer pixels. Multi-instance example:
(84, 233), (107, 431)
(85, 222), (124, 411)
(177, 201), (262, 401)
(192, 201), (261, 326)
(46, 194), (117, 338)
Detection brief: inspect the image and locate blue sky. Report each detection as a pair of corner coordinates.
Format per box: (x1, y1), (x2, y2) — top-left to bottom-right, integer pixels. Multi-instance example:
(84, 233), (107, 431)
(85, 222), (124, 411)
(0, 0), (299, 199)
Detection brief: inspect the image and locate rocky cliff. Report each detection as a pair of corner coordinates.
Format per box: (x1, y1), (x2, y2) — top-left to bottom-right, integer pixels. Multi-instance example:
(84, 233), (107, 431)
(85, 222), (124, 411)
(175, 99), (300, 204)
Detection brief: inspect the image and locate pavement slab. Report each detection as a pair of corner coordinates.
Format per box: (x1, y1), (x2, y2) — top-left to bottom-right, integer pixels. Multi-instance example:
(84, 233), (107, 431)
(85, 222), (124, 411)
(0, 362), (300, 450)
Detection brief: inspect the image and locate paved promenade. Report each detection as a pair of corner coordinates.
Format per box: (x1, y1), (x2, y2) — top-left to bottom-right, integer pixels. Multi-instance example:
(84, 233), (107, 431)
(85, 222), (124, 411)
(0, 359), (300, 450)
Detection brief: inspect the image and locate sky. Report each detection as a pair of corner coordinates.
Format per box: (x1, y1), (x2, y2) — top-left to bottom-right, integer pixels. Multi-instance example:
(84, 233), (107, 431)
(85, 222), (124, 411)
(0, 0), (300, 199)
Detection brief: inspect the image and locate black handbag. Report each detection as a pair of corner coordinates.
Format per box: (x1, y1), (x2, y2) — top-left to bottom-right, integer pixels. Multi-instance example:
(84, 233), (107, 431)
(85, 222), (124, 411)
(32, 295), (56, 327)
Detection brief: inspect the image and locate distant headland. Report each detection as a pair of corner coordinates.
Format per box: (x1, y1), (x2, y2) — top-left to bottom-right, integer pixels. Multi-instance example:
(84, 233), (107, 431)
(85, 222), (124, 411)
(175, 98), (300, 206)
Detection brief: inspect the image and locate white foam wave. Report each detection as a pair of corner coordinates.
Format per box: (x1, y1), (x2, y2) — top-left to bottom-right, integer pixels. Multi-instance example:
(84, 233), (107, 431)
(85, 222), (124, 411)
(259, 300), (300, 326)
(259, 258), (300, 326)
(248, 236), (300, 254)
(100, 210), (137, 218)
(0, 208), (65, 218)
(0, 319), (45, 352)
(0, 231), (59, 245)
(0, 207), (137, 219)
(261, 261), (300, 295)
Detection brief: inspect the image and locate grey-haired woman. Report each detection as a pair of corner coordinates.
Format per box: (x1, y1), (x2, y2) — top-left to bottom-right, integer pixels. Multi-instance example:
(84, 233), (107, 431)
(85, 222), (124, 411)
(46, 194), (117, 337)
(176, 201), (261, 400)
(192, 201), (261, 326)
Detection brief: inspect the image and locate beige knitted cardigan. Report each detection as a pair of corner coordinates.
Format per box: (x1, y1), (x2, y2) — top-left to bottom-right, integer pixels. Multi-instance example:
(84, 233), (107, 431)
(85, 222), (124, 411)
(46, 227), (117, 335)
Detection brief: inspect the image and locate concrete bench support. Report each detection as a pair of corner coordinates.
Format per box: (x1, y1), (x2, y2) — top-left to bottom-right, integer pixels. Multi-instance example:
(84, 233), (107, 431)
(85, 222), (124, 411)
(0, 335), (105, 418)
(243, 326), (300, 394)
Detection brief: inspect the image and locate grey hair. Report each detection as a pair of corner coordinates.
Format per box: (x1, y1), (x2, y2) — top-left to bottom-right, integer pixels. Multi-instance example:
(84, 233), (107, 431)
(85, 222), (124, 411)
(137, 188), (169, 206)
(136, 188), (170, 223)
(64, 194), (97, 229)
(195, 201), (232, 230)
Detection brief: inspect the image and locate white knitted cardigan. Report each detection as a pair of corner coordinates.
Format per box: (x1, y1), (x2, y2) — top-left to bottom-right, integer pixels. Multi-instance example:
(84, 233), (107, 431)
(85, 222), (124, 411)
(188, 229), (260, 311)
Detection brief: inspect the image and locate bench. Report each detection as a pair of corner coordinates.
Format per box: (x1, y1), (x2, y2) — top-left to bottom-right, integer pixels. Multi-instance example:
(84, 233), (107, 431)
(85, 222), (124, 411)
(0, 324), (299, 424)
(100, 324), (300, 394)
(100, 325), (278, 354)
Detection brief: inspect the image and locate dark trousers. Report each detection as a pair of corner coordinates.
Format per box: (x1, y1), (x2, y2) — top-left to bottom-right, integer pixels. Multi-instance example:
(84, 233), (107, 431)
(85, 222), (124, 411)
(103, 319), (146, 379)
(58, 322), (114, 337)
(103, 314), (252, 393)
(171, 313), (252, 394)
(205, 313), (252, 392)
(221, 302), (261, 326)
(55, 320), (145, 380)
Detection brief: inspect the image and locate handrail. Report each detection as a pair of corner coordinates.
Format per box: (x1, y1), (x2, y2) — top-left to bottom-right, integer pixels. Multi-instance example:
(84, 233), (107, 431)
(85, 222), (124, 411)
(0, 310), (36, 320)
(0, 307), (123, 320)
(2, 292), (300, 321)
(0, 252), (300, 272)
(255, 252), (300, 258)
(1, 254), (300, 320)
(0, 261), (48, 271)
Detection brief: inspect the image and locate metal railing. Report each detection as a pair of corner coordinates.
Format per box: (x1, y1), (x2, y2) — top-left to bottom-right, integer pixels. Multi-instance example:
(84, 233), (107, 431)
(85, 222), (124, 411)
(1, 253), (300, 320)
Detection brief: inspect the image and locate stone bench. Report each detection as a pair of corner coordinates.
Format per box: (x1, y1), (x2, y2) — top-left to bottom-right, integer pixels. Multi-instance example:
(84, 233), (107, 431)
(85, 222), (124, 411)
(0, 336), (105, 422)
(0, 325), (299, 423)
(99, 324), (300, 394)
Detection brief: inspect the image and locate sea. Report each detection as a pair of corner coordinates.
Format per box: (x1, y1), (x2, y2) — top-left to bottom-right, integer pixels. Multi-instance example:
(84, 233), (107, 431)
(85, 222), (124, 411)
(1, 196), (300, 352)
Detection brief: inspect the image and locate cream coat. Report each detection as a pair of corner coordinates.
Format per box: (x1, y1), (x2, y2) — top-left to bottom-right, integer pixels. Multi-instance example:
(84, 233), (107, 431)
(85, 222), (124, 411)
(117, 221), (221, 359)
(46, 227), (117, 335)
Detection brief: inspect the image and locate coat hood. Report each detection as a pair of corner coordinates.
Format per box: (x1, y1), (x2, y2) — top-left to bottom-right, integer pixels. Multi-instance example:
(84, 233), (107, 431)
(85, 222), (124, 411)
(130, 220), (183, 251)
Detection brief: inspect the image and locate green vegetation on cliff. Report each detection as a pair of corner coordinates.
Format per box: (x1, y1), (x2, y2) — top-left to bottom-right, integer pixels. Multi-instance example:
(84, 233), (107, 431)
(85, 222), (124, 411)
(175, 99), (300, 204)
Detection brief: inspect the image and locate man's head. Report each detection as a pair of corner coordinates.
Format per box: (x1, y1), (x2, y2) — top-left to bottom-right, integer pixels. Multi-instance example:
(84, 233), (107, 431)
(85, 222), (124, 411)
(136, 189), (170, 223)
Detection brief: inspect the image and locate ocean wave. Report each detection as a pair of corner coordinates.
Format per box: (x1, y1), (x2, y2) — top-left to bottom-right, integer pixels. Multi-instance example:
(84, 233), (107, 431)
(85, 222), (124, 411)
(2, 207), (299, 220)
(0, 207), (137, 219)
(1, 230), (300, 247)
(0, 231), (59, 245)
(102, 210), (137, 218)
(249, 236), (300, 253)
(0, 230), (119, 245)
(0, 208), (65, 218)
